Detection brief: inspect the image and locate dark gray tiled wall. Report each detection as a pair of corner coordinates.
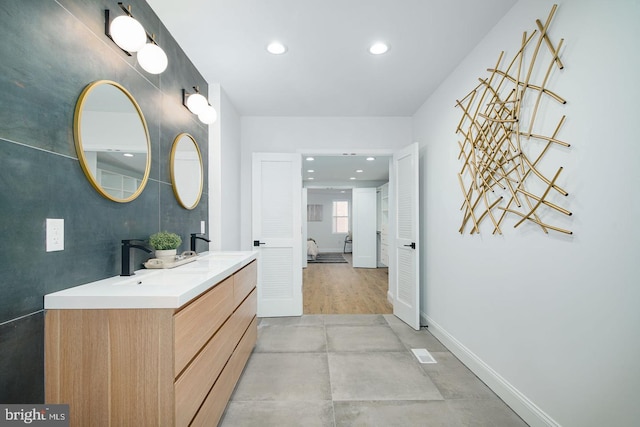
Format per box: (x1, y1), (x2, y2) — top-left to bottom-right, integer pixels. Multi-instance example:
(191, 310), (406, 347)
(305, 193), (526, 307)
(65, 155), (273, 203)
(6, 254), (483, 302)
(0, 313), (44, 403)
(0, 0), (209, 403)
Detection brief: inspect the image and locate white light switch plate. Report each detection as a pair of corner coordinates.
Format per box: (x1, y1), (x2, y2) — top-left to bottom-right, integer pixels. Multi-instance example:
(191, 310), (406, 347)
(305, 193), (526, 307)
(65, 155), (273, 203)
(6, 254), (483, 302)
(46, 218), (64, 252)
(200, 221), (206, 234)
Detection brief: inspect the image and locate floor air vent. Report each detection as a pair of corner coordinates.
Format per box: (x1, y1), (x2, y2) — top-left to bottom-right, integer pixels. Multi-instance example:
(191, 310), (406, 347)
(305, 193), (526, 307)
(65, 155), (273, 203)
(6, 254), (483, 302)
(411, 348), (437, 364)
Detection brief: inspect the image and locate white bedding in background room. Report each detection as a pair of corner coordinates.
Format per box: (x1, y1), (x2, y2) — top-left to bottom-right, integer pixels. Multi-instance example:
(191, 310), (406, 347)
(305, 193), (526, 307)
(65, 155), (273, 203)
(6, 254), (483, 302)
(307, 238), (319, 260)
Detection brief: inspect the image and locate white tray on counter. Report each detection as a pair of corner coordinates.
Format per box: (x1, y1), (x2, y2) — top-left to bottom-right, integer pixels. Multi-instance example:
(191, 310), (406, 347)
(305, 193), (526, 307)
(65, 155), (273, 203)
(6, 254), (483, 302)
(144, 251), (198, 269)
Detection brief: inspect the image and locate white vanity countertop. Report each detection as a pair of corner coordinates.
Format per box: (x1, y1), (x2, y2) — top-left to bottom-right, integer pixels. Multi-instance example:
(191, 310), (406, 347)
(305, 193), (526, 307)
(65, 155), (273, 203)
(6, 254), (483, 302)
(44, 251), (258, 310)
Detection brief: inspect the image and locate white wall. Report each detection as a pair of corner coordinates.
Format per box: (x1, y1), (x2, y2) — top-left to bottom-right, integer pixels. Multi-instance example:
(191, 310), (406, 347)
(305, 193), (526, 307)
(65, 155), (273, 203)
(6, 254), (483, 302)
(240, 117), (412, 249)
(219, 88), (242, 250)
(307, 190), (352, 252)
(412, 1), (640, 426)
(208, 83), (222, 251)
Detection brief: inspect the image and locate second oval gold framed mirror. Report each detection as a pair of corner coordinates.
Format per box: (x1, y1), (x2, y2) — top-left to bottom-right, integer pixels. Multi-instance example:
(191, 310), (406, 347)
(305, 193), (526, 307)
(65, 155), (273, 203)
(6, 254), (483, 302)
(73, 80), (151, 203)
(170, 133), (203, 209)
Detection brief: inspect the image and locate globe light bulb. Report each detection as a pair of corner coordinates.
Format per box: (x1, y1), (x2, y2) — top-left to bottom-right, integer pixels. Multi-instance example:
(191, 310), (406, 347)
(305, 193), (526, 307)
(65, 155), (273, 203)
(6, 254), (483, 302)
(138, 43), (168, 74)
(110, 15), (146, 52)
(186, 93), (208, 114)
(198, 105), (218, 124)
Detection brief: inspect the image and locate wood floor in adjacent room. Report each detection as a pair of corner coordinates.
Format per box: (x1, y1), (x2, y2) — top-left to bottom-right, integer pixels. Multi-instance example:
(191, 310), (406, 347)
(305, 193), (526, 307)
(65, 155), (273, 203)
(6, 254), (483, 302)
(303, 254), (393, 315)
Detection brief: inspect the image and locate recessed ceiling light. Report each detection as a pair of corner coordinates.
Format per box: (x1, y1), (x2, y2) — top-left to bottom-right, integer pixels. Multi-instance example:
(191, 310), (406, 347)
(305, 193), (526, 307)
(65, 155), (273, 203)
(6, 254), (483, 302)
(123, 153), (134, 157)
(308, 177), (314, 180)
(306, 156), (315, 161)
(366, 157), (376, 161)
(350, 177), (356, 180)
(307, 169), (314, 173)
(267, 41), (287, 55)
(369, 42), (389, 55)
(356, 169), (363, 173)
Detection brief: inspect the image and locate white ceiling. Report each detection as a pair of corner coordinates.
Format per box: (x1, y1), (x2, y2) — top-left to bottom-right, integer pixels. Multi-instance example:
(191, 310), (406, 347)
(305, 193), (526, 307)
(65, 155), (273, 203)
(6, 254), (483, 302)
(146, 0), (517, 117)
(145, 0), (516, 182)
(302, 155), (390, 183)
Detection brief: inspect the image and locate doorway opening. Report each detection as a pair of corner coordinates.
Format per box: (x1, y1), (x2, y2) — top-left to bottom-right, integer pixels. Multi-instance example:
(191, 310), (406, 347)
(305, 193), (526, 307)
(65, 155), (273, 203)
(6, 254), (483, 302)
(301, 154), (392, 315)
(252, 144), (419, 328)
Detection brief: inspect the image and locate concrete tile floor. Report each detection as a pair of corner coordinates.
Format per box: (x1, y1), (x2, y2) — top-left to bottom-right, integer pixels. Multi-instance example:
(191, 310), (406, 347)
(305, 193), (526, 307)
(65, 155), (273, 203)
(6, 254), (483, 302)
(220, 315), (528, 426)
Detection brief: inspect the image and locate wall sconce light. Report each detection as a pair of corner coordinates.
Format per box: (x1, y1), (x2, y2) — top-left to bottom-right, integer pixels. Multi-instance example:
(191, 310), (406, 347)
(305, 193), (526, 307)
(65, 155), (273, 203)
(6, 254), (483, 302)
(105, 2), (168, 74)
(183, 87), (218, 124)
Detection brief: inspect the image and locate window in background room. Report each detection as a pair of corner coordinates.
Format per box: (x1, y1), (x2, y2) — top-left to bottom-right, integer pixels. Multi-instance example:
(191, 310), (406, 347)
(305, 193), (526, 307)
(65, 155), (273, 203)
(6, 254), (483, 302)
(332, 200), (349, 233)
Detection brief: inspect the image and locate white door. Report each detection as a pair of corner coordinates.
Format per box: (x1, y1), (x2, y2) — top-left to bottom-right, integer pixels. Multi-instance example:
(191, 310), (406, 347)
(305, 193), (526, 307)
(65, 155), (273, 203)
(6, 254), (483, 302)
(392, 143), (420, 330)
(352, 188), (378, 268)
(252, 153), (302, 317)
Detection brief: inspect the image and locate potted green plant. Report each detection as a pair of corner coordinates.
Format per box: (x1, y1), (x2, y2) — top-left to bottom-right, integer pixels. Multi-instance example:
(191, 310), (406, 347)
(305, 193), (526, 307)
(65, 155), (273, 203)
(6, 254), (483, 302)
(149, 231), (182, 260)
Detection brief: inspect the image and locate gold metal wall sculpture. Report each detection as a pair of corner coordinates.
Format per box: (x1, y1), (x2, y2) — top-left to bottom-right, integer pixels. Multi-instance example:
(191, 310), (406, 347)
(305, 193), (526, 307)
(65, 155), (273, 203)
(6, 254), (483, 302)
(455, 4), (572, 235)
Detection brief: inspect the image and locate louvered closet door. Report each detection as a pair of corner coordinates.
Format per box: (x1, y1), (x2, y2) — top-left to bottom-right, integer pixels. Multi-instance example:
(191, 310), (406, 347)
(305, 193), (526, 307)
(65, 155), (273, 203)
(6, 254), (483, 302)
(252, 153), (303, 317)
(393, 143), (420, 330)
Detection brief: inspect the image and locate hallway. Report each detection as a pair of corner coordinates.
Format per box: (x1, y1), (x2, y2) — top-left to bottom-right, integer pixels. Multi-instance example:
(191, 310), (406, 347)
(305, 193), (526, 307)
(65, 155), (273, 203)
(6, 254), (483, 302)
(220, 315), (527, 426)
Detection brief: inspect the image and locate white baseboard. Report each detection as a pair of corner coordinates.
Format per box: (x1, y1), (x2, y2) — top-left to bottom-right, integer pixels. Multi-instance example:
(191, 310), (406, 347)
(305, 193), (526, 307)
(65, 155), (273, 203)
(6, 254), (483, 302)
(423, 314), (560, 427)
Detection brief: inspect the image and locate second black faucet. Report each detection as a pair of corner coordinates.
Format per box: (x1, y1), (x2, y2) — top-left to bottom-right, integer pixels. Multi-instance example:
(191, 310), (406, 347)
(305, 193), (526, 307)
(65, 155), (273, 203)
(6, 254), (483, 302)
(190, 233), (211, 253)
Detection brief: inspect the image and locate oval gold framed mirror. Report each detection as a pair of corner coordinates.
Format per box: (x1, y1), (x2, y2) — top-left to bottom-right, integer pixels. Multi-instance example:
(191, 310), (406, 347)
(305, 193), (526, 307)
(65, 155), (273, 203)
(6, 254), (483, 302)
(170, 133), (203, 210)
(73, 80), (151, 202)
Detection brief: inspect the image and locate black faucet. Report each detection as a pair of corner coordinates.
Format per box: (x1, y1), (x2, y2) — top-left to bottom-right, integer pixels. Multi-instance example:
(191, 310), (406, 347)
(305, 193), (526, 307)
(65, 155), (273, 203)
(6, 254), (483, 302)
(121, 239), (152, 276)
(190, 233), (211, 253)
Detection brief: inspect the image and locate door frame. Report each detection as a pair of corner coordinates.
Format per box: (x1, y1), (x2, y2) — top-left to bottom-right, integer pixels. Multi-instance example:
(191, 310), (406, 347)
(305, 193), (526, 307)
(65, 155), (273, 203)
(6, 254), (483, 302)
(297, 148), (397, 306)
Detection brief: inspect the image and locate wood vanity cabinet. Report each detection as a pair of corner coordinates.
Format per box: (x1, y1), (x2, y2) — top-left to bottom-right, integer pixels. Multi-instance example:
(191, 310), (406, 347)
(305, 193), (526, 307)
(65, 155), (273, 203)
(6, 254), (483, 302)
(45, 260), (257, 427)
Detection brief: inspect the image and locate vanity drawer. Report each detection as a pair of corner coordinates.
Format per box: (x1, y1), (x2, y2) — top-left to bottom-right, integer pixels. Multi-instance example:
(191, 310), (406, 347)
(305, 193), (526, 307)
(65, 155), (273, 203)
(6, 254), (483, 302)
(234, 288), (257, 334)
(190, 316), (258, 427)
(174, 276), (234, 376)
(174, 289), (257, 426)
(234, 260), (257, 307)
